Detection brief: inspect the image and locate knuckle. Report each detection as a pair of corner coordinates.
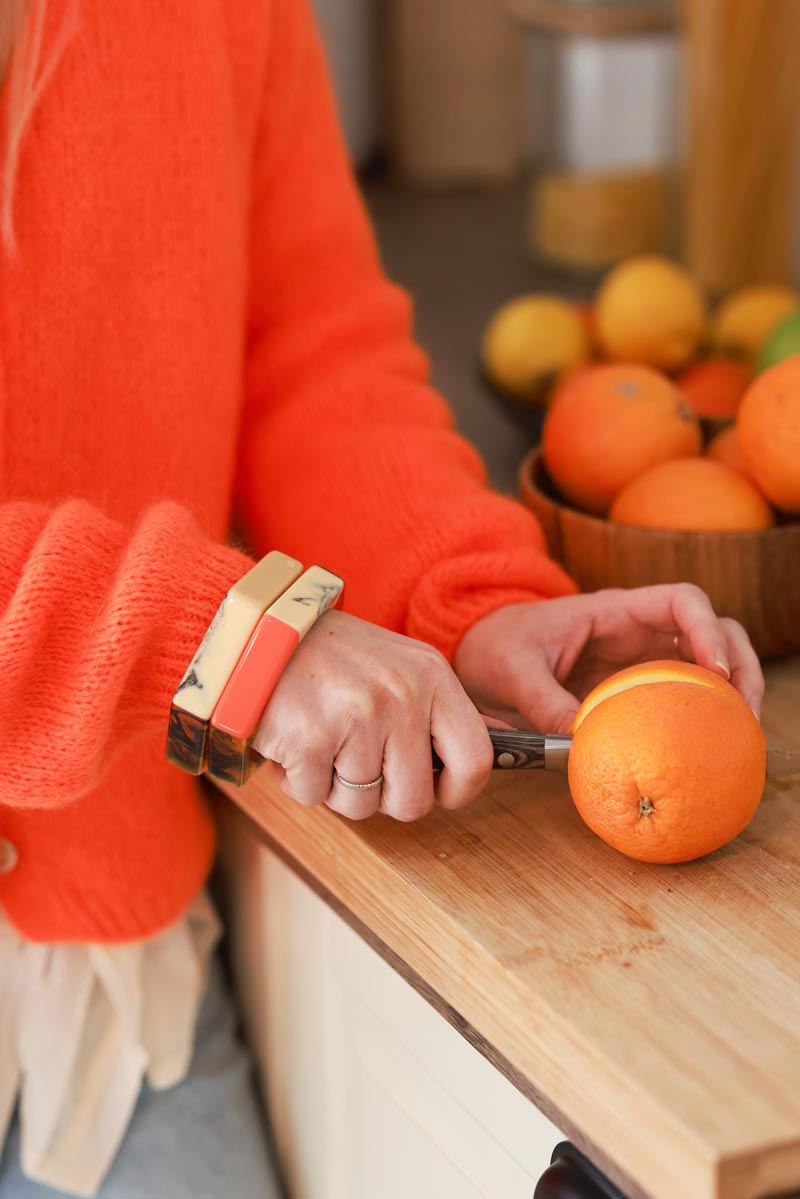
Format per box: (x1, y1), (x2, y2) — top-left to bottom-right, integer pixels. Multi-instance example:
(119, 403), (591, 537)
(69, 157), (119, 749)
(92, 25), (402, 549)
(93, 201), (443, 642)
(462, 751), (493, 786)
(393, 793), (435, 823)
(377, 669), (414, 710)
(285, 710), (328, 759)
(424, 643), (449, 670)
(595, 587), (623, 606)
(271, 700), (314, 743)
(472, 737), (495, 778)
(515, 676), (547, 712)
(417, 642), (450, 678)
(293, 788), (328, 809)
(340, 689), (379, 731)
(677, 581), (708, 604)
(341, 797), (380, 821)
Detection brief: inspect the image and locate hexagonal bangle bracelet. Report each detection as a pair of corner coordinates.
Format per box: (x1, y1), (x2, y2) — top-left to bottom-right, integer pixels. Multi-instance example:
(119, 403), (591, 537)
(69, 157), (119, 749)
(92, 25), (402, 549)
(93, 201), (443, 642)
(207, 565), (344, 787)
(166, 550), (303, 774)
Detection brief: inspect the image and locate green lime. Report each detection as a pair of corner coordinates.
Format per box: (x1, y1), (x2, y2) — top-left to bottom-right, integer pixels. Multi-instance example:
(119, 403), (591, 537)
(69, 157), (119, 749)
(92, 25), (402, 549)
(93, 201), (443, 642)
(757, 309), (800, 372)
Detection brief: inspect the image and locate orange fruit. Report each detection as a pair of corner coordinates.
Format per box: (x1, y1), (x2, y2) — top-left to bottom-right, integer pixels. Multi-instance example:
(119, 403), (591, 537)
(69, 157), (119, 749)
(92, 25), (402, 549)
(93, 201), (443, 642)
(541, 364), (701, 515)
(481, 295), (590, 405)
(677, 358), (750, 419)
(569, 661), (766, 864)
(737, 355), (800, 514)
(707, 425), (748, 476)
(610, 458), (774, 531)
(595, 255), (707, 371)
(712, 285), (798, 360)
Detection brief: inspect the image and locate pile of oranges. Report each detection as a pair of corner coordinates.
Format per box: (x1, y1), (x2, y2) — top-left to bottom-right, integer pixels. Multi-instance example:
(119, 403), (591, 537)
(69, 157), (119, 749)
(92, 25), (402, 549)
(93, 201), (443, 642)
(482, 256), (800, 529)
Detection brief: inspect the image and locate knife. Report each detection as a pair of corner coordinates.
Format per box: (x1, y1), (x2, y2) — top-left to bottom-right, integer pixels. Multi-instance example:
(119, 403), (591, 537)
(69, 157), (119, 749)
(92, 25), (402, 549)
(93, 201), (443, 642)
(432, 730), (800, 778)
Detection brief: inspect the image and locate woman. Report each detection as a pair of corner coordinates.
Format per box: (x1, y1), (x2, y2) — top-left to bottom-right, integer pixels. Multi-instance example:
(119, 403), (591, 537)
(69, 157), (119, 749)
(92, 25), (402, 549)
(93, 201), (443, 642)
(0, 1), (763, 1196)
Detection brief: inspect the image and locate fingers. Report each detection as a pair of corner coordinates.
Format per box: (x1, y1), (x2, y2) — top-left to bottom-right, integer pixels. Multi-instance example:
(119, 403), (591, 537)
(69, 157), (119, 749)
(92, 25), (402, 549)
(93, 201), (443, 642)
(252, 704), (334, 809)
(667, 585), (732, 677)
(429, 677), (494, 812)
(250, 613), (497, 823)
(326, 737), (386, 820)
(326, 660), (494, 821)
(379, 716), (438, 822)
(268, 748), (333, 809)
(515, 659), (580, 735)
(622, 584), (731, 678)
(621, 584), (763, 706)
(721, 617), (764, 719)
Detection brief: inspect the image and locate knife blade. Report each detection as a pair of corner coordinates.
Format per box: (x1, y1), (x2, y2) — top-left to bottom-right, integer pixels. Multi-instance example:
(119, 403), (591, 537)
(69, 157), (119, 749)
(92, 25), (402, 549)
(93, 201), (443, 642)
(432, 730), (800, 778)
(766, 747), (800, 779)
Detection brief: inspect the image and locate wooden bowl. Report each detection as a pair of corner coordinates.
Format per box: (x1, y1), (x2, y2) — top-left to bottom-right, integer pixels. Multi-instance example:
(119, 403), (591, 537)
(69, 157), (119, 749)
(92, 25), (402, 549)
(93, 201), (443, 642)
(519, 448), (800, 660)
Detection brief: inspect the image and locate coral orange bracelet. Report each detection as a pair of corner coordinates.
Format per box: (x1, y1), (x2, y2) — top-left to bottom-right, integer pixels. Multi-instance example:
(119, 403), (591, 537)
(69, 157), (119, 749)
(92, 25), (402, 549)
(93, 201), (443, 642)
(166, 550), (303, 774)
(207, 564), (345, 787)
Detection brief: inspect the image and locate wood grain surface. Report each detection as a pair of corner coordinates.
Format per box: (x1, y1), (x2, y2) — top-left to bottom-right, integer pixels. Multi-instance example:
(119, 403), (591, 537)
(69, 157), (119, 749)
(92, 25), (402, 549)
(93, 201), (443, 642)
(214, 658), (800, 1199)
(520, 449), (800, 661)
(681, 0), (800, 292)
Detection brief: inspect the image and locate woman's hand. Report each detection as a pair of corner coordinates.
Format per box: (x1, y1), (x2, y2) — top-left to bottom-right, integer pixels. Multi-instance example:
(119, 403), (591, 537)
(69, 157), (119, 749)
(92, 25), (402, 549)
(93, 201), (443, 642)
(252, 611), (493, 822)
(454, 584), (765, 735)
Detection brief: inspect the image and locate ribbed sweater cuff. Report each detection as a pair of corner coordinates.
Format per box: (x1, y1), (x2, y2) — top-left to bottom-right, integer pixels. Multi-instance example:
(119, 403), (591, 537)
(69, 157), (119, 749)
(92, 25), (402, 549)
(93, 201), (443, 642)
(0, 501), (256, 808)
(405, 550), (578, 663)
(142, 533), (254, 724)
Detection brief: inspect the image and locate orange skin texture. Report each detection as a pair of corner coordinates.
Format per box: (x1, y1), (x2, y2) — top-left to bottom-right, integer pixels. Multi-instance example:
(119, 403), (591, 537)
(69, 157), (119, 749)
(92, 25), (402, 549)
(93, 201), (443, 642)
(610, 457), (774, 531)
(677, 358), (751, 419)
(571, 659), (733, 731)
(737, 354), (800, 515)
(569, 661), (766, 864)
(707, 425), (748, 476)
(541, 364), (701, 516)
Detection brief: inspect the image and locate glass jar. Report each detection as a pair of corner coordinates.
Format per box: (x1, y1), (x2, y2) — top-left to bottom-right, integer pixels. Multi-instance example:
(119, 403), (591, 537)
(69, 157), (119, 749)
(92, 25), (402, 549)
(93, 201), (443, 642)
(513, 0), (678, 275)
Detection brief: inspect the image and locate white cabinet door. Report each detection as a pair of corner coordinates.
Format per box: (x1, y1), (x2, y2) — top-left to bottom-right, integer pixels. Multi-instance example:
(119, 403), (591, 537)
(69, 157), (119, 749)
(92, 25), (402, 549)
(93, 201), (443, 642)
(222, 815), (565, 1199)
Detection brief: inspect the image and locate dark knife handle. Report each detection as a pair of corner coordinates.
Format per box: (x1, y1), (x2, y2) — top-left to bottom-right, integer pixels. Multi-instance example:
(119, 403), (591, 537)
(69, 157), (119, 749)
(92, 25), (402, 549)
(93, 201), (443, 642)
(432, 728), (547, 772)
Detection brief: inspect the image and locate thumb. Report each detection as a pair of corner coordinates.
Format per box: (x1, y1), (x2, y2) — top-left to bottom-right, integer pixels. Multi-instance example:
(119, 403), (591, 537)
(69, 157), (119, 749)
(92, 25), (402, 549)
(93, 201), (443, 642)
(517, 666), (580, 735)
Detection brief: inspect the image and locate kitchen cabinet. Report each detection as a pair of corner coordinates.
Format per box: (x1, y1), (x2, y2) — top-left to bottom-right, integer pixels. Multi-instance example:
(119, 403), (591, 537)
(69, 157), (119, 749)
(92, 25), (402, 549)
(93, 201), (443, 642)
(222, 823), (563, 1198)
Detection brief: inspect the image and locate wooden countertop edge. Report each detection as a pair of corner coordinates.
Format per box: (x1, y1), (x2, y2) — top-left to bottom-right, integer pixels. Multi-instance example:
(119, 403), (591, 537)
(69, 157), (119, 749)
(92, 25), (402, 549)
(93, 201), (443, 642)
(207, 773), (789, 1199)
(215, 773), (800, 1199)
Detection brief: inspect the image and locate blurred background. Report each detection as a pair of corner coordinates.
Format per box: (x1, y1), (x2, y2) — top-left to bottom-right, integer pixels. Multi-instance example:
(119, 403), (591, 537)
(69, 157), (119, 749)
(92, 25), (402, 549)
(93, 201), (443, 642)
(311, 0), (800, 490)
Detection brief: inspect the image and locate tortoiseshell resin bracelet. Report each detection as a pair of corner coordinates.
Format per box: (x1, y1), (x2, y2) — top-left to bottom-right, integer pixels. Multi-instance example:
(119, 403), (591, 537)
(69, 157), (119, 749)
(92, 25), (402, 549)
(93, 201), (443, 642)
(166, 550), (303, 774)
(207, 565), (344, 787)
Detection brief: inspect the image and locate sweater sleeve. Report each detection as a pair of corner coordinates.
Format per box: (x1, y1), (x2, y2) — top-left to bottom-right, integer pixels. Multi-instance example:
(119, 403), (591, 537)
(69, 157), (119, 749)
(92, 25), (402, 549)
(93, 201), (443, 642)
(234, 0), (577, 662)
(0, 500), (251, 809)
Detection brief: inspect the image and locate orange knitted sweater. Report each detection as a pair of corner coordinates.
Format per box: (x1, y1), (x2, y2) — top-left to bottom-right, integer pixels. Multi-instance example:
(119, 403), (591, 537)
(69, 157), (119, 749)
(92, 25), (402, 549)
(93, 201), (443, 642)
(0, 0), (575, 942)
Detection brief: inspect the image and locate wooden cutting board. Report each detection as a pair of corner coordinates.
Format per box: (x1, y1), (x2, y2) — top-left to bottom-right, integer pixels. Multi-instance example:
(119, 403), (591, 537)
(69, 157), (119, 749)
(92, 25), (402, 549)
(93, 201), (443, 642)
(214, 658), (800, 1199)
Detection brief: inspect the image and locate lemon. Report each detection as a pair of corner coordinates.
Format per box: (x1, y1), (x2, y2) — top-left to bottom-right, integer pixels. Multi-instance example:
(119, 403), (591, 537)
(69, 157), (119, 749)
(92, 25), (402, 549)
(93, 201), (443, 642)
(481, 295), (589, 405)
(595, 255), (706, 371)
(712, 286), (798, 360)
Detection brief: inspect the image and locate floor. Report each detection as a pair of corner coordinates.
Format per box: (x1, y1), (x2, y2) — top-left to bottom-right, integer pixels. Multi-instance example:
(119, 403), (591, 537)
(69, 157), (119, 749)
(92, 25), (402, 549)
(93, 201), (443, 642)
(365, 178), (582, 495)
